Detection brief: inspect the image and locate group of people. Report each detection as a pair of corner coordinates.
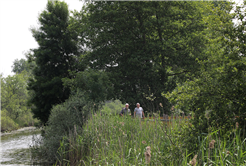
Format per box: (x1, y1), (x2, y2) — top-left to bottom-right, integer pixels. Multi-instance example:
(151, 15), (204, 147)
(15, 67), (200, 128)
(120, 103), (145, 118)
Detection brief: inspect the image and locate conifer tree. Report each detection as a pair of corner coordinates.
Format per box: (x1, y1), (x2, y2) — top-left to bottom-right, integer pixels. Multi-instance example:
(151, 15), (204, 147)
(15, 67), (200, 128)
(28, 0), (78, 123)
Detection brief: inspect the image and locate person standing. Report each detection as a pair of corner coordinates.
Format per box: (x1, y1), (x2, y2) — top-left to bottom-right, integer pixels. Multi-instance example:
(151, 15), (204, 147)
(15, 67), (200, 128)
(134, 103), (145, 118)
(120, 103), (130, 116)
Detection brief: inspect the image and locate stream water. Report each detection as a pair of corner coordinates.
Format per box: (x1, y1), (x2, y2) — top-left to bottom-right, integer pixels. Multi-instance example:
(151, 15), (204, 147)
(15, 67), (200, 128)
(0, 128), (41, 166)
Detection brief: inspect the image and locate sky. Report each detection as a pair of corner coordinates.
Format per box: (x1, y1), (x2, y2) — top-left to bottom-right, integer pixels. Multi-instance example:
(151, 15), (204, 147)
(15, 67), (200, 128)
(0, 0), (83, 77)
(0, 0), (244, 77)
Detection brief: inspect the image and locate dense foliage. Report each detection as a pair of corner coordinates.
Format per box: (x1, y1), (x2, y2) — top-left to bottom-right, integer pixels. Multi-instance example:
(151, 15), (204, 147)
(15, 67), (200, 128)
(72, 1), (211, 114)
(25, 0), (246, 165)
(53, 113), (246, 166)
(164, 1), (246, 136)
(36, 91), (94, 162)
(1, 69), (38, 131)
(28, 1), (80, 124)
(63, 69), (114, 104)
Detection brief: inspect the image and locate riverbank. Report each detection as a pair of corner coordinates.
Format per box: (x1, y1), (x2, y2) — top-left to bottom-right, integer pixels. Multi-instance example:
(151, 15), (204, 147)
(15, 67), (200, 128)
(1, 126), (40, 137)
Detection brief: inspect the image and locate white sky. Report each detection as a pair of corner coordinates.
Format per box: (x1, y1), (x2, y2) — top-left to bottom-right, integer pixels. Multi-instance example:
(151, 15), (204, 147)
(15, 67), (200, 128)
(0, 0), (83, 77)
(0, 0), (244, 77)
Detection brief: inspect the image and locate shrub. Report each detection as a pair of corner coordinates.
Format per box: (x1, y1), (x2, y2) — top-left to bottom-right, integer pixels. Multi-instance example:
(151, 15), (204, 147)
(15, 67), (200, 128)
(14, 110), (38, 127)
(37, 91), (94, 163)
(1, 109), (19, 131)
(100, 100), (124, 116)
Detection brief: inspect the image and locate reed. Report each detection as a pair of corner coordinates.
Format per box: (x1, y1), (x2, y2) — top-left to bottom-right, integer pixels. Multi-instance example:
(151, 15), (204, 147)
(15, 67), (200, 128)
(53, 114), (246, 166)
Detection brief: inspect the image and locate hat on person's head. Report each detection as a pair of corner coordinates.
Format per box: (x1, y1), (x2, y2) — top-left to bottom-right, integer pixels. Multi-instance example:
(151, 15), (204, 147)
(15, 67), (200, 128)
(125, 103), (129, 106)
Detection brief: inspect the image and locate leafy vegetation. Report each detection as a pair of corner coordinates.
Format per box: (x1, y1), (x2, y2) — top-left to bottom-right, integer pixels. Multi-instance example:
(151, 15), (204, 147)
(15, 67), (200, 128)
(1, 71), (38, 132)
(27, 0), (246, 165)
(2, 0), (245, 165)
(31, 90), (95, 163)
(71, 1), (212, 114)
(1, 109), (19, 131)
(101, 100), (125, 116)
(52, 113), (246, 166)
(27, 0), (80, 124)
(164, 1), (246, 147)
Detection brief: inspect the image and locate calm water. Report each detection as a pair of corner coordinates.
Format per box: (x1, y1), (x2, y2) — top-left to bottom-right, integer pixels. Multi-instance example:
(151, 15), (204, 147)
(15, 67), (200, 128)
(0, 129), (41, 166)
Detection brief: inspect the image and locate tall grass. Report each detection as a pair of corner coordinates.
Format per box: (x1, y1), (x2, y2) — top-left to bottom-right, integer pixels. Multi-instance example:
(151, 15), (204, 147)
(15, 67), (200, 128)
(53, 113), (246, 166)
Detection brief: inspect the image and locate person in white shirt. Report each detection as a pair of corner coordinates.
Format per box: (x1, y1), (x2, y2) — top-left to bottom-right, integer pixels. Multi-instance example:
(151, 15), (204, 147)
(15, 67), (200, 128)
(134, 103), (145, 118)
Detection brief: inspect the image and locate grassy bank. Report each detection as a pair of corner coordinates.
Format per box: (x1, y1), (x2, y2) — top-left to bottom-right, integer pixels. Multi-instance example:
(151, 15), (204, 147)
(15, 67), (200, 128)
(53, 114), (246, 166)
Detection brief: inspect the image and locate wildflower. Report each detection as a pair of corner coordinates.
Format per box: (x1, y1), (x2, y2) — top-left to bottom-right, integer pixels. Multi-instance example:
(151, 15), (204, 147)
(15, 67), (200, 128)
(119, 128), (122, 131)
(144, 146), (151, 164)
(189, 155), (197, 166)
(106, 141), (108, 146)
(226, 150), (230, 155)
(98, 138), (100, 142)
(159, 103), (163, 107)
(236, 122), (239, 129)
(209, 140), (216, 149)
(142, 141), (146, 144)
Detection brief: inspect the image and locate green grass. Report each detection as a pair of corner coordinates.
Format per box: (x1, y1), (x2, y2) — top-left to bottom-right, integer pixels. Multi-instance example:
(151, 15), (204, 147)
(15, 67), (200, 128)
(28, 100), (246, 165)
(51, 113), (246, 166)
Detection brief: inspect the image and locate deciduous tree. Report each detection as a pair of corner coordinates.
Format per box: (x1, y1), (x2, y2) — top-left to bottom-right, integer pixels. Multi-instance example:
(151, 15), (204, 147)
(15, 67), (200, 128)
(0, 74), (7, 110)
(164, 1), (245, 138)
(76, 1), (211, 114)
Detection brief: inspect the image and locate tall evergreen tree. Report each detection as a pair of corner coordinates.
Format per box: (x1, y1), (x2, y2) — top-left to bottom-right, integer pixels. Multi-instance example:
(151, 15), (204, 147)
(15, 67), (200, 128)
(28, 0), (79, 123)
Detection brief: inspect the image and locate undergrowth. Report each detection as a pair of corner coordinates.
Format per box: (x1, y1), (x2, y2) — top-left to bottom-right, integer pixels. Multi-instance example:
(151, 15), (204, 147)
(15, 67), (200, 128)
(53, 114), (246, 166)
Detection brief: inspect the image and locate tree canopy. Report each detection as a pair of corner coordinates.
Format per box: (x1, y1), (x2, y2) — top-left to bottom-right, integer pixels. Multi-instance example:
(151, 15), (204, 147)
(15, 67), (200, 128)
(73, 1), (211, 114)
(27, 0), (79, 124)
(164, 1), (246, 136)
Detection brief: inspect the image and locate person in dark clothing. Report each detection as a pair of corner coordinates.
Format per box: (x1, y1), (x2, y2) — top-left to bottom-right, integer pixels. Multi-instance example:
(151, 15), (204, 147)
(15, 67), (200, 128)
(120, 103), (130, 116)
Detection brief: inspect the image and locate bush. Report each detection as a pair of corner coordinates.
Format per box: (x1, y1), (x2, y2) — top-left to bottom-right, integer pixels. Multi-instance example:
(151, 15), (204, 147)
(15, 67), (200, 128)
(1, 109), (19, 131)
(101, 100), (124, 116)
(14, 110), (38, 127)
(37, 91), (94, 163)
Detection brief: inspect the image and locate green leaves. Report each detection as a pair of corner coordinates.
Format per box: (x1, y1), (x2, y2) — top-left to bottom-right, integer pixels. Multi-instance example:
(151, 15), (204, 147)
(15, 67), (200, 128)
(164, 1), (246, 140)
(28, 1), (80, 124)
(1, 71), (30, 120)
(75, 1), (210, 114)
(0, 74), (7, 110)
(63, 69), (114, 103)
